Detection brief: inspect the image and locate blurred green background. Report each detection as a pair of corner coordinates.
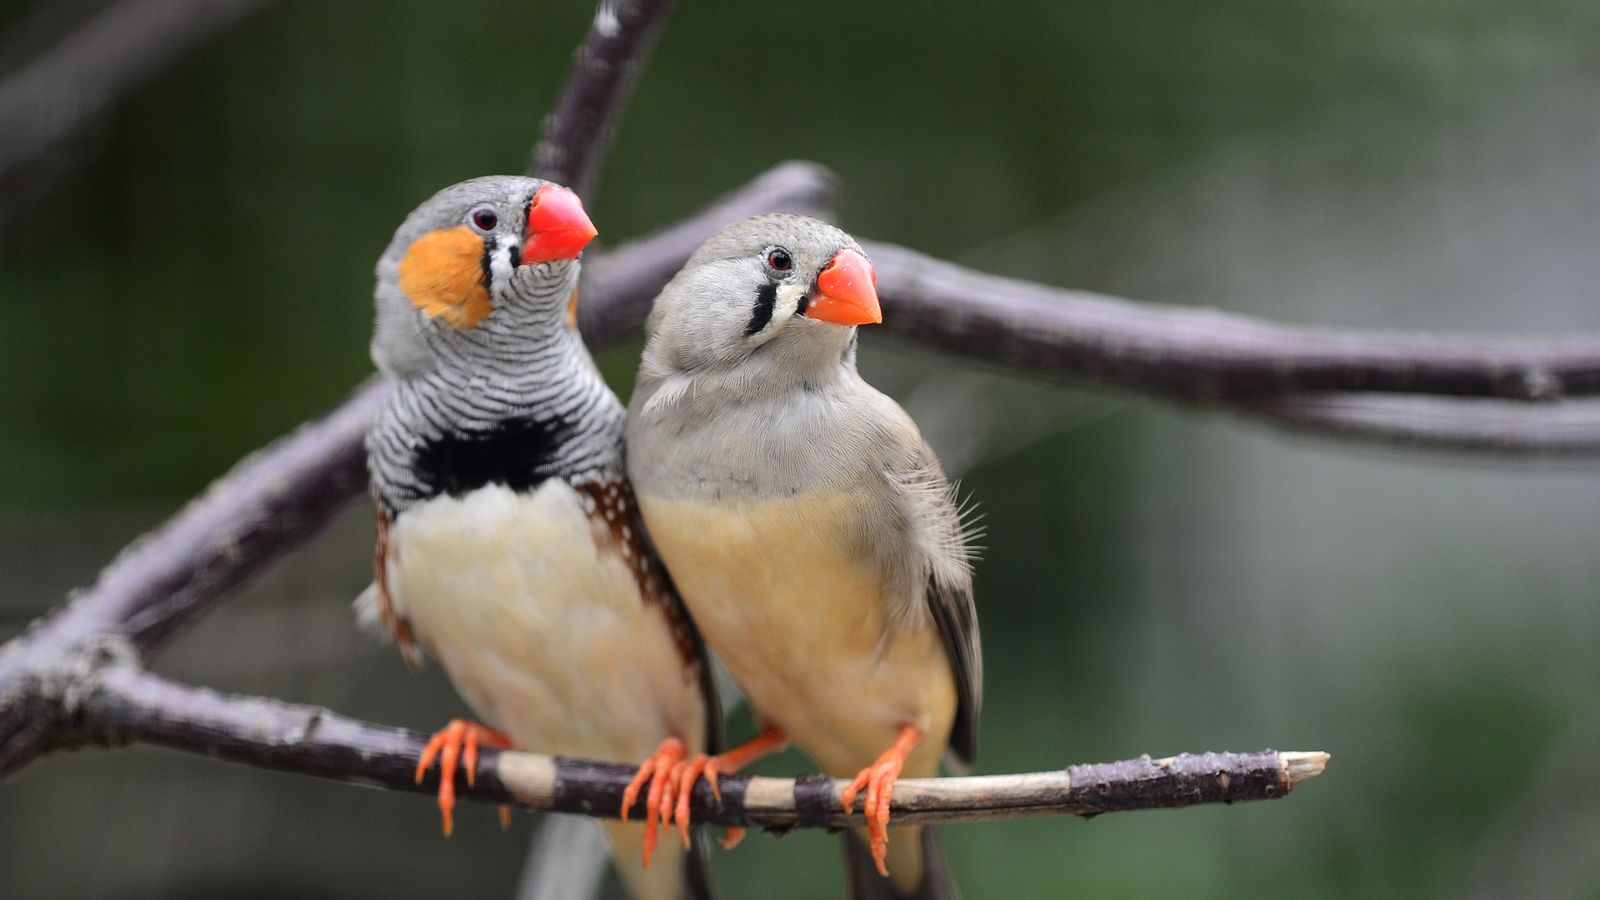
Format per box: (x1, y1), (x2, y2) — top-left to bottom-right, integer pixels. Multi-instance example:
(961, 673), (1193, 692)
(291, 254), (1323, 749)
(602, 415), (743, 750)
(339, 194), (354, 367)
(3, 0), (1600, 897)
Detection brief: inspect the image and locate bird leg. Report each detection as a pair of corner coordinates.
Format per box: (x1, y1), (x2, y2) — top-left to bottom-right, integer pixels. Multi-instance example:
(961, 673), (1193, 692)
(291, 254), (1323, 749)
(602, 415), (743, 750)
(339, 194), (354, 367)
(840, 724), (924, 877)
(669, 727), (789, 850)
(413, 719), (514, 837)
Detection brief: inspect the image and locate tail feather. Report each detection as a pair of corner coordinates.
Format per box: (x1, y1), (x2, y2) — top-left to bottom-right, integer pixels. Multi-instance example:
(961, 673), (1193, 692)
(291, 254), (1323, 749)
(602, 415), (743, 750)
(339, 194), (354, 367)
(844, 826), (960, 900)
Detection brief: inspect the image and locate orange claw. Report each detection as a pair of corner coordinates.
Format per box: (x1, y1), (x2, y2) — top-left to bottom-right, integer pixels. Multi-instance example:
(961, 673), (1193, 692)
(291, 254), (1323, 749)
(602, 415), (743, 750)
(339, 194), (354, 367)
(414, 719), (514, 837)
(670, 727), (789, 850)
(624, 728), (788, 862)
(839, 724), (923, 878)
(622, 737), (687, 869)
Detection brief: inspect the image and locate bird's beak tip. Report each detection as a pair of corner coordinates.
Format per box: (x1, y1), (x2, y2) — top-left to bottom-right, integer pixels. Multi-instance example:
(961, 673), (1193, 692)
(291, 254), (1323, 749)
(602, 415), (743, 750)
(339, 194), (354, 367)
(522, 184), (598, 264)
(807, 249), (881, 327)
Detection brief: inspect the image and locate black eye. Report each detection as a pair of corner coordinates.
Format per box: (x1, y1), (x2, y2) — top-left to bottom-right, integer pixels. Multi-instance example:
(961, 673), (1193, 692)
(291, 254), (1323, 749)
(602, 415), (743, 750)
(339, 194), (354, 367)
(469, 205), (499, 233)
(766, 248), (793, 272)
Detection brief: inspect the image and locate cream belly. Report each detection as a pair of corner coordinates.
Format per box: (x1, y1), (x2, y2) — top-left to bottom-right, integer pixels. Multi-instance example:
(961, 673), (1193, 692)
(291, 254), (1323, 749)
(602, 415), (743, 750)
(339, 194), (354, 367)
(638, 491), (955, 779)
(388, 481), (705, 764)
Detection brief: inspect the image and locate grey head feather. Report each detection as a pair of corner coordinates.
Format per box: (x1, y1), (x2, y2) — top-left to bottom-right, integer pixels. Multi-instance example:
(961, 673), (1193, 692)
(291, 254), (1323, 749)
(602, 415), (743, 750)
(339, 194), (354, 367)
(637, 213), (867, 387)
(371, 175), (573, 378)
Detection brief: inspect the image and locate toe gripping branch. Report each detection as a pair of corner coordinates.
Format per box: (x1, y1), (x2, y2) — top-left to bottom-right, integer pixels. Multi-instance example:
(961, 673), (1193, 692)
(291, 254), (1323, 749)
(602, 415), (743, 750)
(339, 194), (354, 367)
(840, 724), (924, 878)
(414, 719), (515, 835)
(622, 728), (789, 866)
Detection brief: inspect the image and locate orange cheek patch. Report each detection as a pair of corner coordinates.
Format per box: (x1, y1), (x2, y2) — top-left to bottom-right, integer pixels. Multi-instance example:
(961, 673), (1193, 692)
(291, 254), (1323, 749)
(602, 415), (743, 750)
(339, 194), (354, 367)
(397, 226), (491, 329)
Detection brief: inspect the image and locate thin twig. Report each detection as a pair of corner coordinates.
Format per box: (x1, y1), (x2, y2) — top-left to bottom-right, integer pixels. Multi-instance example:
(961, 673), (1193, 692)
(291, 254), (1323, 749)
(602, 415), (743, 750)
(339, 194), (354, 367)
(0, 0), (281, 184)
(64, 663), (1326, 827)
(528, 0), (679, 198)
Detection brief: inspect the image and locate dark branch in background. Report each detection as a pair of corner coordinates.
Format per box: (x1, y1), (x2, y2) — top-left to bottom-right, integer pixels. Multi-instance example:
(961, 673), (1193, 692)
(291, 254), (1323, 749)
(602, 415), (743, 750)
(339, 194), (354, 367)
(866, 244), (1600, 401)
(1237, 395), (1600, 457)
(528, 0), (679, 198)
(863, 242), (1600, 455)
(61, 656), (1327, 827)
(0, 0), (282, 184)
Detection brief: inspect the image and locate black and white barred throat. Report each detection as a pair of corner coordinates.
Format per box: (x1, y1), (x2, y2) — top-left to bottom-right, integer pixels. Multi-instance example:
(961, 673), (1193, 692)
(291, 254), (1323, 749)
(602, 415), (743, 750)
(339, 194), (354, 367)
(368, 259), (624, 517)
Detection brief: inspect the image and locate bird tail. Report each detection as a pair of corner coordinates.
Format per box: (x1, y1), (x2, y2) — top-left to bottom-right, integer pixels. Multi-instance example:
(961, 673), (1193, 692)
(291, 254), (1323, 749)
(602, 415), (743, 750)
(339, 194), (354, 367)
(843, 826), (960, 900)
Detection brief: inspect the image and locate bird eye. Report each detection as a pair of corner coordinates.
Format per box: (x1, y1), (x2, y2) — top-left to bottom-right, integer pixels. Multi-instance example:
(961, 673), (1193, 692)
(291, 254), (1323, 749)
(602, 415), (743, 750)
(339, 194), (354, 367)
(468, 205), (499, 233)
(765, 248), (793, 272)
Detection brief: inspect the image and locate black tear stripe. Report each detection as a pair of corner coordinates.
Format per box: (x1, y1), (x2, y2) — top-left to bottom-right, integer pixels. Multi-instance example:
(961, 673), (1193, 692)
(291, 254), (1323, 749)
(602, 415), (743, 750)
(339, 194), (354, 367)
(479, 237), (495, 290)
(745, 281), (779, 335)
(412, 414), (570, 500)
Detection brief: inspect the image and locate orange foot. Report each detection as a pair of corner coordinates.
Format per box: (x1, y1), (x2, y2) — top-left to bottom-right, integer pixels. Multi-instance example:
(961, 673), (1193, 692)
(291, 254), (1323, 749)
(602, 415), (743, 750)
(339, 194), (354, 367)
(670, 728), (789, 850)
(622, 737), (687, 868)
(840, 724), (925, 878)
(414, 719), (514, 837)
(622, 728), (790, 865)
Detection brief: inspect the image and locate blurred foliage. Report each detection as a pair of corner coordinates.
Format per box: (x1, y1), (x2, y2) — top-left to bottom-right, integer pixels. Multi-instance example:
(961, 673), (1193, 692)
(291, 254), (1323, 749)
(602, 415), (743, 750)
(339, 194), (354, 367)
(3, 0), (1600, 897)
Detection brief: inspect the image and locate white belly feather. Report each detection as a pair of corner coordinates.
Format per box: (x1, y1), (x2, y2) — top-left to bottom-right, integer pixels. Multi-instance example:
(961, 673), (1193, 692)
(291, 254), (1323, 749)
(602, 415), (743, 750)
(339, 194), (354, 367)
(387, 482), (705, 764)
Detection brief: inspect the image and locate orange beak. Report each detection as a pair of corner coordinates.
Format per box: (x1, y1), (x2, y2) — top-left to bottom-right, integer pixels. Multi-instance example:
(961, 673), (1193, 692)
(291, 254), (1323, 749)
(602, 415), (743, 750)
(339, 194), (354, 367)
(807, 249), (882, 326)
(522, 184), (598, 263)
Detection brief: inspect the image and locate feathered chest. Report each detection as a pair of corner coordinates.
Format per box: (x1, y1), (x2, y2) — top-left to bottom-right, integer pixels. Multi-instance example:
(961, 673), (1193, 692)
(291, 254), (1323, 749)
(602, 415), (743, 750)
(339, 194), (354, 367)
(369, 369), (624, 516)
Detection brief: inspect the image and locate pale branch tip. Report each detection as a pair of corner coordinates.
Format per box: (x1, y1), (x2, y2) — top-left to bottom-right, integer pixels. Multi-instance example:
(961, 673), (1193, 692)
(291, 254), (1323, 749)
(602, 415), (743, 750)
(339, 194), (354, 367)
(60, 663), (1325, 829)
(1280, 751), (1331, 790)
(528, 0), (680, 198)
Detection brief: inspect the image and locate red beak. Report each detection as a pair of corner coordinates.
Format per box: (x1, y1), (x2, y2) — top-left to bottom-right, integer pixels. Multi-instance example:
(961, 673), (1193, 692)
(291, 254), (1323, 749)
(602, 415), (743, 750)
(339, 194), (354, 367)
(807, 248), (881, 326)
(522, 185), (598, 263)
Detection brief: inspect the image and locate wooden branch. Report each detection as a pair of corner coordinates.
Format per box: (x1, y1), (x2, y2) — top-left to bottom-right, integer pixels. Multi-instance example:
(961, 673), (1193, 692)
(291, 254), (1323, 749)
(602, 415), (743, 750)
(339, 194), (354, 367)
(860, 240), (1600, 455)
(863, 241), (1600, 403)
(0, 0), (281, 184)
(527, 0), (679, 198)
(59, 661), (1326, 827)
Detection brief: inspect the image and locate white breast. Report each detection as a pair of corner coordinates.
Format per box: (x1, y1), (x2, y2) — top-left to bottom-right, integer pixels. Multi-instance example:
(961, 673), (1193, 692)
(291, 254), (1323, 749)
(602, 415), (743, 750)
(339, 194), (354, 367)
(387, 482), (705, 763)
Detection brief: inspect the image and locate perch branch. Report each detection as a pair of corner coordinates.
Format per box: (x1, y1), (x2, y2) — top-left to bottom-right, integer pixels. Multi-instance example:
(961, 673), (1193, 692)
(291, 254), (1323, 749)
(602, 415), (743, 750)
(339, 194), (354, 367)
(59, 660), (1326, 827)
(528, 0), (679, 198)
(0, 0), (281, 184)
